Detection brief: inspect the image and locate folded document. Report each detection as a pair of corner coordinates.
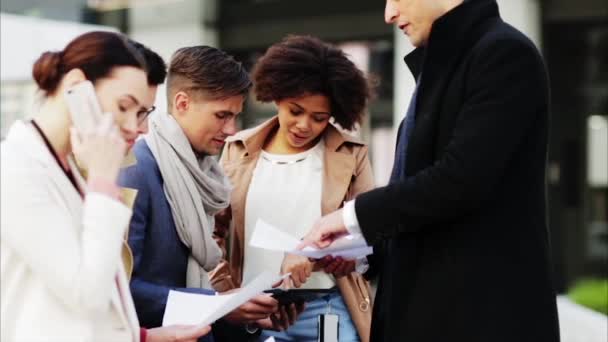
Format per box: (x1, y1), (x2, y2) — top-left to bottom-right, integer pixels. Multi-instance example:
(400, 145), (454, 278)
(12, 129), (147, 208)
(249, 219), (373, 259)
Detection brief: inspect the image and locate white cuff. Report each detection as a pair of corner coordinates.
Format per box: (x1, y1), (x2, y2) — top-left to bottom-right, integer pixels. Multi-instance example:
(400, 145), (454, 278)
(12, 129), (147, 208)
(342, 200), (362, 235)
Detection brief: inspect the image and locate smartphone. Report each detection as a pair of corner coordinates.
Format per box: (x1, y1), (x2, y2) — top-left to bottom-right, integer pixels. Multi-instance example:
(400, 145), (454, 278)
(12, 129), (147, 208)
(263, 289), (332, 305)
(64, 81), (104, 132)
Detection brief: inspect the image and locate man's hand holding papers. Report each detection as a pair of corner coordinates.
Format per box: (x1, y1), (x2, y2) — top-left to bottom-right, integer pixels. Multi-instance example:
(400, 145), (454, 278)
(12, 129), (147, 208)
(299, 209), (350, 249)
(250, 219), (372, 260)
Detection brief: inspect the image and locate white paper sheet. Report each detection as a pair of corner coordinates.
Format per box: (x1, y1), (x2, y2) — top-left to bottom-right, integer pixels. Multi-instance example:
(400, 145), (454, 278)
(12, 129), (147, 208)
(250, 219), (373, 259)
(162, 271), (287, 327)
(249, 220), (300, 252)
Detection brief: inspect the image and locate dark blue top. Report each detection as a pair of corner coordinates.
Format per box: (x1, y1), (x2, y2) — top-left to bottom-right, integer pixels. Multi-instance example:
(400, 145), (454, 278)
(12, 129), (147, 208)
(119, 140), (215, 331)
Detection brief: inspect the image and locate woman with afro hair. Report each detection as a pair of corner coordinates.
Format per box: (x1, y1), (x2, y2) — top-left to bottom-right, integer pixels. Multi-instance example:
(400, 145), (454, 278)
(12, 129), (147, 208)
(210, 35), (375, 342)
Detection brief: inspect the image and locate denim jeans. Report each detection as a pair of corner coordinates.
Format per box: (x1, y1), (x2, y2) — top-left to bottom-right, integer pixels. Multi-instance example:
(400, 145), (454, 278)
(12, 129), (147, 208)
(260, 290), (359, 342)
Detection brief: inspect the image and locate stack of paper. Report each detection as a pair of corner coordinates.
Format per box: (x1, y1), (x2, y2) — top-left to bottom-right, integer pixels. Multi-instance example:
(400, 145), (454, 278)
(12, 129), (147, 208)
(162, 271), (287, 327)
(249, 220), (373, 259)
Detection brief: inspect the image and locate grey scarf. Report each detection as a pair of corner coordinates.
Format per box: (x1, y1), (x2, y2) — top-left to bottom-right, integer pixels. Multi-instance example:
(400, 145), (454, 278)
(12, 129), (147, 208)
(145, 113), (231, 288)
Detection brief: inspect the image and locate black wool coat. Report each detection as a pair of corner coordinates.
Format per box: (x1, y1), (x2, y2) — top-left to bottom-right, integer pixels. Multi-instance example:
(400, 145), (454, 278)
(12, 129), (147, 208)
(356, 1), (560, 341)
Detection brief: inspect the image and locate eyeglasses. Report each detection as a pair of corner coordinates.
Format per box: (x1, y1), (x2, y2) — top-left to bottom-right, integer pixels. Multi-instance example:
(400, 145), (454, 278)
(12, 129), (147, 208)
(136, 105), (156, 125)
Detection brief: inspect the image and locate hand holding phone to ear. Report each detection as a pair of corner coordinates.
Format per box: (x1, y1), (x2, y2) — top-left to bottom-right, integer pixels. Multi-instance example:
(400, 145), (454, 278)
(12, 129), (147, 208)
(70, 114), (127, 184)
(65, 81), (127, 184)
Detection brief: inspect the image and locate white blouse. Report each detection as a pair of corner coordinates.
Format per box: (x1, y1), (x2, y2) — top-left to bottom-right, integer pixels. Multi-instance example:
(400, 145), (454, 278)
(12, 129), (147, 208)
(243, 139), (335, 289)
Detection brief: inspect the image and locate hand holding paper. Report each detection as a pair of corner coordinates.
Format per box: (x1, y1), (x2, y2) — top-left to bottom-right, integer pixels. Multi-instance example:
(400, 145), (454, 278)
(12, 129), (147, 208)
(162, 271), (287, 327)
(250, 218), (372, 260)
(299, 209), (352, 250)
(223, 292), (278, 324)
(280, 253), (312, 288)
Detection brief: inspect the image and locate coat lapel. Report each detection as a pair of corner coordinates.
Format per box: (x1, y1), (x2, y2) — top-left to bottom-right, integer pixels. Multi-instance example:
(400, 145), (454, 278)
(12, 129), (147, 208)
(120, 187), (138, 279)
(50, 167), (83, 230)
(14, 121), (84, 226)
(321, 150), (355, 215)
(321, 125), (359, 215)
(223, 152), (259, 284)
(404, 1), (499, 175)
(223, 117), (281, 283)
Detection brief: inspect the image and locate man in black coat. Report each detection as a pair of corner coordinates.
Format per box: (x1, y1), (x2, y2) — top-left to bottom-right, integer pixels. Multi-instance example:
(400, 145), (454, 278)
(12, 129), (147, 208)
(302, 0), (561, 341)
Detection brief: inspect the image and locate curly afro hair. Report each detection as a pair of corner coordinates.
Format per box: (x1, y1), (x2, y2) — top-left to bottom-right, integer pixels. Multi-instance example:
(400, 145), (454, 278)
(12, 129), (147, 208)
(252, 35), (373, 130)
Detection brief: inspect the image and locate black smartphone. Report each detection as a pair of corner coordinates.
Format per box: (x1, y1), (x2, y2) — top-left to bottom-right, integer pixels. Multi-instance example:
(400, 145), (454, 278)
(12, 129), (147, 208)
(263, 289), (333, 305)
